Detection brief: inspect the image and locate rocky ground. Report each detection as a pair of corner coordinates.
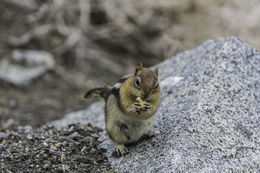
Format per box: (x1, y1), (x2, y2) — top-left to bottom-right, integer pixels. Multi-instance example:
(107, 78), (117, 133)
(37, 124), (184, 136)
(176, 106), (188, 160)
(0, 123), (114, 172)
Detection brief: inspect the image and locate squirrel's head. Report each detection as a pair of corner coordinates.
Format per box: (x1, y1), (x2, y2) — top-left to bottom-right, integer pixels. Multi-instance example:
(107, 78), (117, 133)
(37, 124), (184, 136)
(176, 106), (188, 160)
(130, 62), (160, 100)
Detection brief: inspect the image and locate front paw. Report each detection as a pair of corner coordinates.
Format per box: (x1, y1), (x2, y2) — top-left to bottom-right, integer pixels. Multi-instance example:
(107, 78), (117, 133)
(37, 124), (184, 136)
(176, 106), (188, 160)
(134, 102), (152, 114)
(143, 103), (152, 111)
(134, 103), (142, 114)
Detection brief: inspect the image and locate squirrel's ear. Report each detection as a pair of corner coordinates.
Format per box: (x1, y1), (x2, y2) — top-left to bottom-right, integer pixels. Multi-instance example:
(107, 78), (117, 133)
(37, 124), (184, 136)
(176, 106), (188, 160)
(134, 62), (143, 75)
(154, 67), (158, 76)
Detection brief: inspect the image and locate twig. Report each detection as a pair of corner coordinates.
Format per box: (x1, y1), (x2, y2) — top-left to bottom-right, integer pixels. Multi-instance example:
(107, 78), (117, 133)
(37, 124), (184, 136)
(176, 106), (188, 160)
(7, 25), (52, 46)
(0, 0), (37, 11)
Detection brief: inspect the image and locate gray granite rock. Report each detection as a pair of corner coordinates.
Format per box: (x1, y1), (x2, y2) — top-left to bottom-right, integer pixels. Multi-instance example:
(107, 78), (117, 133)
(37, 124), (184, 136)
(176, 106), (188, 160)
(52, 37), (260, 172)
(52, 101), (105, 129)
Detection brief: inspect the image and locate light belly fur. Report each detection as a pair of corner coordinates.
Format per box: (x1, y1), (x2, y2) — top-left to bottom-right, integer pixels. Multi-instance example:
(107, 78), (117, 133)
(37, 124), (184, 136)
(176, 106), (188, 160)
(106, 95), (155, 144)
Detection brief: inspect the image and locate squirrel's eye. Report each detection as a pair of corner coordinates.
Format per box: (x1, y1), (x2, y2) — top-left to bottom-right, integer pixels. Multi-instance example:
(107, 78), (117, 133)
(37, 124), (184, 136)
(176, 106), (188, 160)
(154, 83), (158, 89)
(135, 77), (141, 87)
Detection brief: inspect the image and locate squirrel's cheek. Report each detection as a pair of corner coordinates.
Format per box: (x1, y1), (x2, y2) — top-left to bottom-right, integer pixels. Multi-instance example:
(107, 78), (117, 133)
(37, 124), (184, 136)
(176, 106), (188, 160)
(134, 89), (142, 96)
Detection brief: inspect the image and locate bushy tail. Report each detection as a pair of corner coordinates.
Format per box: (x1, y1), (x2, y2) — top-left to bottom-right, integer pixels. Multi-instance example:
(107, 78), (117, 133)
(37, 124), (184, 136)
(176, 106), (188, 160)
(83, 87), (110, 100)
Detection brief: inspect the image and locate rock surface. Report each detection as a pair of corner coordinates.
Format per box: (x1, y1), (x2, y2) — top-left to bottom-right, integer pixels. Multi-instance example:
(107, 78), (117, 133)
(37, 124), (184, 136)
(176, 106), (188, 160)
(52, 101), (106, 130)
(52, 37), (260, 172)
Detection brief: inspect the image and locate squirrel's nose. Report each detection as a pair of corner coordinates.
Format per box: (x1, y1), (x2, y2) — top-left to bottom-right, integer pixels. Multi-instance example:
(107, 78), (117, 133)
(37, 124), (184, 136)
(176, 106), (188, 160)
(143, 93), (149, 99)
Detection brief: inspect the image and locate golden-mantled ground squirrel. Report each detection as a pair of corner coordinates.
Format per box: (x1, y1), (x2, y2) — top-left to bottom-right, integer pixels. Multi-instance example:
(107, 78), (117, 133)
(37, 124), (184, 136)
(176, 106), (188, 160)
(84, 62), (161, 155)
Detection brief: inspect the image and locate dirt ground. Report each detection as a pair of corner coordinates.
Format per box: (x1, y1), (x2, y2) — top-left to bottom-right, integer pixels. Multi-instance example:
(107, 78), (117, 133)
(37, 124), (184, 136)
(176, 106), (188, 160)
(0, 124), (114, 172)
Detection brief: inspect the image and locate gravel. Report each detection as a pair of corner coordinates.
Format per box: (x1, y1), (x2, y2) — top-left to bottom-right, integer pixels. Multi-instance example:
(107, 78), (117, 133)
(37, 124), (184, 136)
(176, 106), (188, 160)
(0, 124), (113, 173)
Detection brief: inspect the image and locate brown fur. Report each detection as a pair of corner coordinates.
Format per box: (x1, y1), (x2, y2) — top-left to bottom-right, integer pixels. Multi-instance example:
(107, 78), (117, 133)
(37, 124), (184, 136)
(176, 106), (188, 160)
(84, 62), (161, 155)
(107, 63), (161, 155)
(119, 65), (161, 119)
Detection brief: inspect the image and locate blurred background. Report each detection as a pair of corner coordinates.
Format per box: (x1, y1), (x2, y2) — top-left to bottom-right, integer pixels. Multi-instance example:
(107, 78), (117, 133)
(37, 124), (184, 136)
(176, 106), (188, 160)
(0, 0), (259, 129)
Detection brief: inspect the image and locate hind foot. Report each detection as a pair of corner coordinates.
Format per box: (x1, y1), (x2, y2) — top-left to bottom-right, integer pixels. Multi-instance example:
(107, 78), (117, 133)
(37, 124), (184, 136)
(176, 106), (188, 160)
(116, 144), (128, 156)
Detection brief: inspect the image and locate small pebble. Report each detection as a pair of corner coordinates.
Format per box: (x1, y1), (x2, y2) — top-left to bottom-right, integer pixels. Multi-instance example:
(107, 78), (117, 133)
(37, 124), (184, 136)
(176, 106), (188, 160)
(84, 136), (92, 144)
(135, 156), (139, 161)
(24, 125), (32, 133)
(43, 164), (50, 169)
(47, 124), (53, 129)
(90, 148), (96, 154)
(57, 166), (63, 172)
(68, 126), (75, 132)
(91, 134), (99, 138)
(43, 142), (48, 147)
(61, 153), (66, 163)
(55, 142), (62, 148)
(40, 135), (45, 139)
(71, 132), (79, 140)
(1, 139), (6, 145)
(80, 146), (87, 153)
(26, 134), (33, 140)
(52, 155), (57, 162)
(62, 164), (70, 171)
(50, 145), (57, 151)
(62, 141), (69, 147)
